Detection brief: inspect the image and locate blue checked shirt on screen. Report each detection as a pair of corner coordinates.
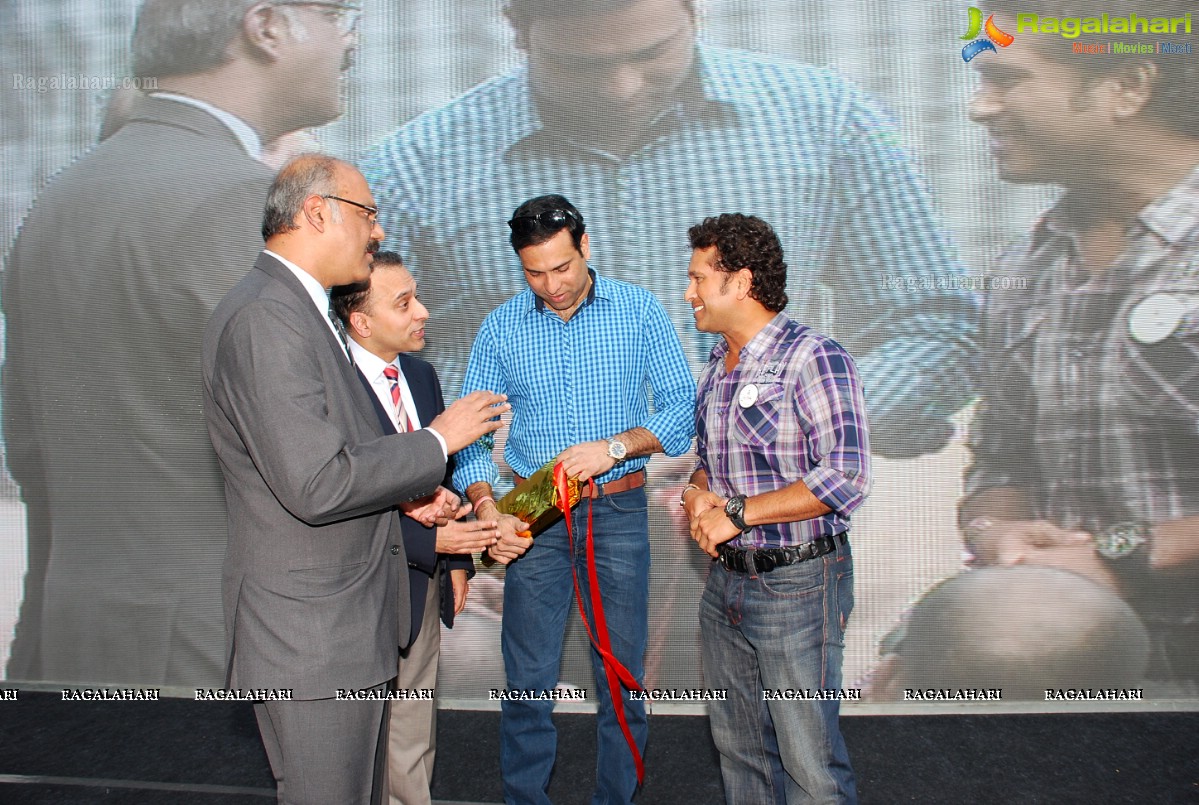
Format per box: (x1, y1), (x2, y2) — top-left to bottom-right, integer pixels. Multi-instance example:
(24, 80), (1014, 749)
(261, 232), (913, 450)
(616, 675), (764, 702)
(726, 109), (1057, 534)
(452, 272), (696, 492)
(361, 45), (976, 459)
(697, 313), (872, 550)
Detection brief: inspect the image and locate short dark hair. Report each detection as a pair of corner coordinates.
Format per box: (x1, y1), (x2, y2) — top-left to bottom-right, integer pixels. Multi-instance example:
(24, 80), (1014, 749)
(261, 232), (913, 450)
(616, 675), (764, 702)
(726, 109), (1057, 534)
(505, 0), (695, 35)
(131, 0), (259, 78)
(330, 250), (405, 325)
(895, 566), (1150, 699)
(508, 194), (586, 253)
(687, 214), (788, 313)
(260, 154), (343, 241)
(988, 0), (1199, 137)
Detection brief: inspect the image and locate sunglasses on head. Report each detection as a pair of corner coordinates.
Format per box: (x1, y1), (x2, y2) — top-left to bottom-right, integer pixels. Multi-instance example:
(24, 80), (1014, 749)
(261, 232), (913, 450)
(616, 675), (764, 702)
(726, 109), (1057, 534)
(507, 208), (581, 236)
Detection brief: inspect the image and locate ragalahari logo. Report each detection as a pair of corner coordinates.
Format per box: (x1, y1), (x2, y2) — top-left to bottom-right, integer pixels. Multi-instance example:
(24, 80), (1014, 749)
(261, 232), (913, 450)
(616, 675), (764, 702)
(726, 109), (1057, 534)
(961, 7), (1015, 61)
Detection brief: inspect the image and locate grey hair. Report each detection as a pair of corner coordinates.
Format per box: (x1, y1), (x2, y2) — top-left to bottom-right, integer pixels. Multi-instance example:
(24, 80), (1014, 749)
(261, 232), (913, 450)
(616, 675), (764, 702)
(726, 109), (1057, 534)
(261, 153), (345, 241)
(131, 0), (260, 78)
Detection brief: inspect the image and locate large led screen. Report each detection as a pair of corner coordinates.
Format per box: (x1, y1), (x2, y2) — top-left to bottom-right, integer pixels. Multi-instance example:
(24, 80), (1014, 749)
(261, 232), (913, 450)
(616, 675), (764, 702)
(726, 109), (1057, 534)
(2, 0), (1196, 712)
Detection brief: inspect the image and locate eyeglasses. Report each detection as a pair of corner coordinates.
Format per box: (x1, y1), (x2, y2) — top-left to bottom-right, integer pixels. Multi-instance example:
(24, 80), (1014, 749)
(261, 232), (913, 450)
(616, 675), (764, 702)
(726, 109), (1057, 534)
(272, 1), (363, 36)
(322, 194), (378, 222)
(507, 208), (581, 237)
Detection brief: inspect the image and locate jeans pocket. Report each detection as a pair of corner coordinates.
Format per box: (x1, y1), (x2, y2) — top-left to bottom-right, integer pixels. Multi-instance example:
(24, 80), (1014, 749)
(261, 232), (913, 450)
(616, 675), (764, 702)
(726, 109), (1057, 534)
(604, 486), (648, 514)
(758, 558), (824, 600)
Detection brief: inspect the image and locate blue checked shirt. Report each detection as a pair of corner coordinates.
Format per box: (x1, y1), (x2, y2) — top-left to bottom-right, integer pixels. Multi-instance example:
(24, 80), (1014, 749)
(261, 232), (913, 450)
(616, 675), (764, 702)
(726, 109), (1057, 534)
(452, 272), (696, 491)
(697, 313), (871, 549)
(360, 45), (976, 459)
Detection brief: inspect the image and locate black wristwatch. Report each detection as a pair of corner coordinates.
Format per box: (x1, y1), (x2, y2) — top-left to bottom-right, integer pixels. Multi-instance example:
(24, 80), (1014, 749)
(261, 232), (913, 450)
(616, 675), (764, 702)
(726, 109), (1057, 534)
(724, 495), (750, 532)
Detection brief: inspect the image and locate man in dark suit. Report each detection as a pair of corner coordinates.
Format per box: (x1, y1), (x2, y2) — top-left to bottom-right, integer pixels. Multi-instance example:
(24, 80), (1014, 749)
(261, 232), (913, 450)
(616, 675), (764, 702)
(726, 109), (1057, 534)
(2, 0), (359, 685)
(203, 154), (509, 804)
(332, 250), (501, 805)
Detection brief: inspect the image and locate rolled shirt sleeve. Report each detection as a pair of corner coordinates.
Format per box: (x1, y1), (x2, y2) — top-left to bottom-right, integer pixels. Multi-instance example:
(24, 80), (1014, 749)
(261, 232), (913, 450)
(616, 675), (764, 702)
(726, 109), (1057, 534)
(797, 340), (872, 517)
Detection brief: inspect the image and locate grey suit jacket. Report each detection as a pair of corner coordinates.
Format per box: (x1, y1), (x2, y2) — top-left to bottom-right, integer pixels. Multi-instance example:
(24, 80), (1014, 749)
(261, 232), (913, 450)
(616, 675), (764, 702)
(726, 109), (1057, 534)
(2, 95), (274, 685)
(202, 252), (446, 699)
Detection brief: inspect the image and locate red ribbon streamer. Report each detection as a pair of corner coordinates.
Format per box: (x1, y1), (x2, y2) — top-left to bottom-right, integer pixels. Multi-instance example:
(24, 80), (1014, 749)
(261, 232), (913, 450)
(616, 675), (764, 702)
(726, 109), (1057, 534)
(553, 463), (645, 785)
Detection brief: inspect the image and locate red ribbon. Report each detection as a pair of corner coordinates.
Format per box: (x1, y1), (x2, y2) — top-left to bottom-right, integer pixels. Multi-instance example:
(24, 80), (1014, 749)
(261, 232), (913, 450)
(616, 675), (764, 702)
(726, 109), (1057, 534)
(553, 463), (645, 785)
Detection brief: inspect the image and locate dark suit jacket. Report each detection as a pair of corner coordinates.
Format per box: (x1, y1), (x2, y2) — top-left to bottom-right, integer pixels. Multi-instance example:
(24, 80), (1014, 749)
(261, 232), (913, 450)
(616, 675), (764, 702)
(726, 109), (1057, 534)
(356, 355), (473, 646)
(2, 96), (274, 685)
(202, 252), (446, 699)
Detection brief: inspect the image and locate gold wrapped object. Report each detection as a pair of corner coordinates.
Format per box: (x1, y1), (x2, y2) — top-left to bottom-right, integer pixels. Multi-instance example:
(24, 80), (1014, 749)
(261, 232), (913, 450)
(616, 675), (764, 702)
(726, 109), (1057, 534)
(498, 460), (581, 537)
(481, 461), (580, 567)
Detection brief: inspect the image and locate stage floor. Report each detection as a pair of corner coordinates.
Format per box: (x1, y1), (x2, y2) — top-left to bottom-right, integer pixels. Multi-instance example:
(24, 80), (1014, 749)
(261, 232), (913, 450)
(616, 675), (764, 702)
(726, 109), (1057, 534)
(1, 692), (1196, 803)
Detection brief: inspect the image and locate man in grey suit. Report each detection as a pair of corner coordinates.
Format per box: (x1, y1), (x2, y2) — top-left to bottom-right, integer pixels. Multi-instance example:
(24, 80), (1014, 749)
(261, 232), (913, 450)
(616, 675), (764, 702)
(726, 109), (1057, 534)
(203, 154), (509, 805)
(2, 0), (360, 685)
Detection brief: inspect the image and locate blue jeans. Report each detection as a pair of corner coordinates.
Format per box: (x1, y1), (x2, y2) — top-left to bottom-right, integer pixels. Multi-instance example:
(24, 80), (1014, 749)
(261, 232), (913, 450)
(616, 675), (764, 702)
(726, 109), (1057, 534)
(500, 487), (650, 805)
(700, 540), (857, 804)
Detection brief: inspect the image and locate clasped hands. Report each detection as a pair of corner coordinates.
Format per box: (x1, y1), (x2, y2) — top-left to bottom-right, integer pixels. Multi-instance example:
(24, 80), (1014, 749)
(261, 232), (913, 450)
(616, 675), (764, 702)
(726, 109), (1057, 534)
(682, 488), (741, 558)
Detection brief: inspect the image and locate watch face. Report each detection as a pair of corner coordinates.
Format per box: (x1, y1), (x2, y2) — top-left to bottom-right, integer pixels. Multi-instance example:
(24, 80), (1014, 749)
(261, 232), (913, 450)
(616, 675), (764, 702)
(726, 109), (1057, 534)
(608, 439), (627, 460)
(1095, 522), (1148, 559)
(725, 496), (744, 517)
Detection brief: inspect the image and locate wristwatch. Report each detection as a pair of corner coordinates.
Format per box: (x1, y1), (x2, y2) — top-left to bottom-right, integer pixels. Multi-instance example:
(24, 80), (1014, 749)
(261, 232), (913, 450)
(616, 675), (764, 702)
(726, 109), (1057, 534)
(606, 437), (628, 463)
(1094, 522), (1150, 559)
(724, 494), (750, 532)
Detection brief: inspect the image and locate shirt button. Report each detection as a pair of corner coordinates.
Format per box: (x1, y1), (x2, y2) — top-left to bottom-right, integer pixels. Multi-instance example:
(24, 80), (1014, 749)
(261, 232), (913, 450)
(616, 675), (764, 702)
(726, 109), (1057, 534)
(390, 545), (401, 555)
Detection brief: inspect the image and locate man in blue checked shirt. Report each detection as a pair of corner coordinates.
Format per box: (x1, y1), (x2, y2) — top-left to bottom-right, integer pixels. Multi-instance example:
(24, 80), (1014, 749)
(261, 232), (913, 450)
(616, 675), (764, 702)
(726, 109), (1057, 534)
(453, 195), (696, 805)
(360, 0), (976, 459)
(682, 214), (871, 804)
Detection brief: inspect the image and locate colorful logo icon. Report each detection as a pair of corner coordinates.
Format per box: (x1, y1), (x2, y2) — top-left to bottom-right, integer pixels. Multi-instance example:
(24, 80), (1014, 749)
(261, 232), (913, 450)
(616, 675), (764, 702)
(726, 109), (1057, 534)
(961, 7), (1015, 61)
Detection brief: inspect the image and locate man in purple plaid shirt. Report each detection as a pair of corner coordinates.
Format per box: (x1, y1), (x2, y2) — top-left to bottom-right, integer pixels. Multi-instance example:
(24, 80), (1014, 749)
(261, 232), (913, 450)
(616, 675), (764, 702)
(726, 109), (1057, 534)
(681, 214), (871, 803)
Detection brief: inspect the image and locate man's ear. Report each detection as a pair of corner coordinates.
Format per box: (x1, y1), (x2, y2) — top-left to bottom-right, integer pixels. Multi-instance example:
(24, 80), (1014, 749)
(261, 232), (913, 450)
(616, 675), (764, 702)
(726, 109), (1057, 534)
(735, 268), (754, 300)
(579, 232), (591, 262)
(1107, 61), (1157, 122)
(301, 194), (329, 231)
(241, 3), (291, 63)
(348, 309), (371, 340)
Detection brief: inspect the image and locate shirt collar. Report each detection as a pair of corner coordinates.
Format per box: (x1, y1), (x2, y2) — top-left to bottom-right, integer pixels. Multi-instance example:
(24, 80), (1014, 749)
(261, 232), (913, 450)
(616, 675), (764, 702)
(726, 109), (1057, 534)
(526, 268), (604, 315)
(1137, 163), (1199, 245)
(1037, 164), (1199, 251)
(149, 92), (263, 160)
(709, 311), (793, 364)
(347, 338), (394, 381)
(502, 45), (736, 160)
(742, 312), (792, 360)
(264, 249), (331, 320)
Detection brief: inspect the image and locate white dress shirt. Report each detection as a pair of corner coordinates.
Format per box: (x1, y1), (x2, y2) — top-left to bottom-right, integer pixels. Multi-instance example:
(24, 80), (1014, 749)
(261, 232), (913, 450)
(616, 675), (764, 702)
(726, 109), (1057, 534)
(345, 339), (449, 459)
(348, 340), (423, 431)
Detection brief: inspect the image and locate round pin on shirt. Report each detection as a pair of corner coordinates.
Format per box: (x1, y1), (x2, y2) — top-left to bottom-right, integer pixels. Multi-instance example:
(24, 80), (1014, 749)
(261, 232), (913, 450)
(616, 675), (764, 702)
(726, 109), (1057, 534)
(738, 384), (759, 408)
(1128, 293), (1186, 345)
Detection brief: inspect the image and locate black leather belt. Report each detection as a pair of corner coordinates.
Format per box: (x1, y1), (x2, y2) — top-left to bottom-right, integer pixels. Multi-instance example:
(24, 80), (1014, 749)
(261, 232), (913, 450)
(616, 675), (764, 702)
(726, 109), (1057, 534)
(717, 534), (847, 574)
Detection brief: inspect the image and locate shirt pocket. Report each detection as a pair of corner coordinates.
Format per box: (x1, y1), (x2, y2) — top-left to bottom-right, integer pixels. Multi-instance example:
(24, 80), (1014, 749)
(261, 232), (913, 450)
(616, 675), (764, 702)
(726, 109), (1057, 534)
(731, 382), (786, 449)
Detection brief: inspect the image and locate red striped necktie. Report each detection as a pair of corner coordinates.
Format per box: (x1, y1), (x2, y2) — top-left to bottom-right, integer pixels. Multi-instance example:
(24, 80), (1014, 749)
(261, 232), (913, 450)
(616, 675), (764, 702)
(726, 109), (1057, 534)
(382, 364), (413, 433)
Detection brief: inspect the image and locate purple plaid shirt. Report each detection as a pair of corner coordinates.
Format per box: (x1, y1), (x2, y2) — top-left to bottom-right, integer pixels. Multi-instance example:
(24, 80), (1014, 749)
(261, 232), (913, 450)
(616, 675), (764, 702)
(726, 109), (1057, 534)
(695, 312), (872, 549)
